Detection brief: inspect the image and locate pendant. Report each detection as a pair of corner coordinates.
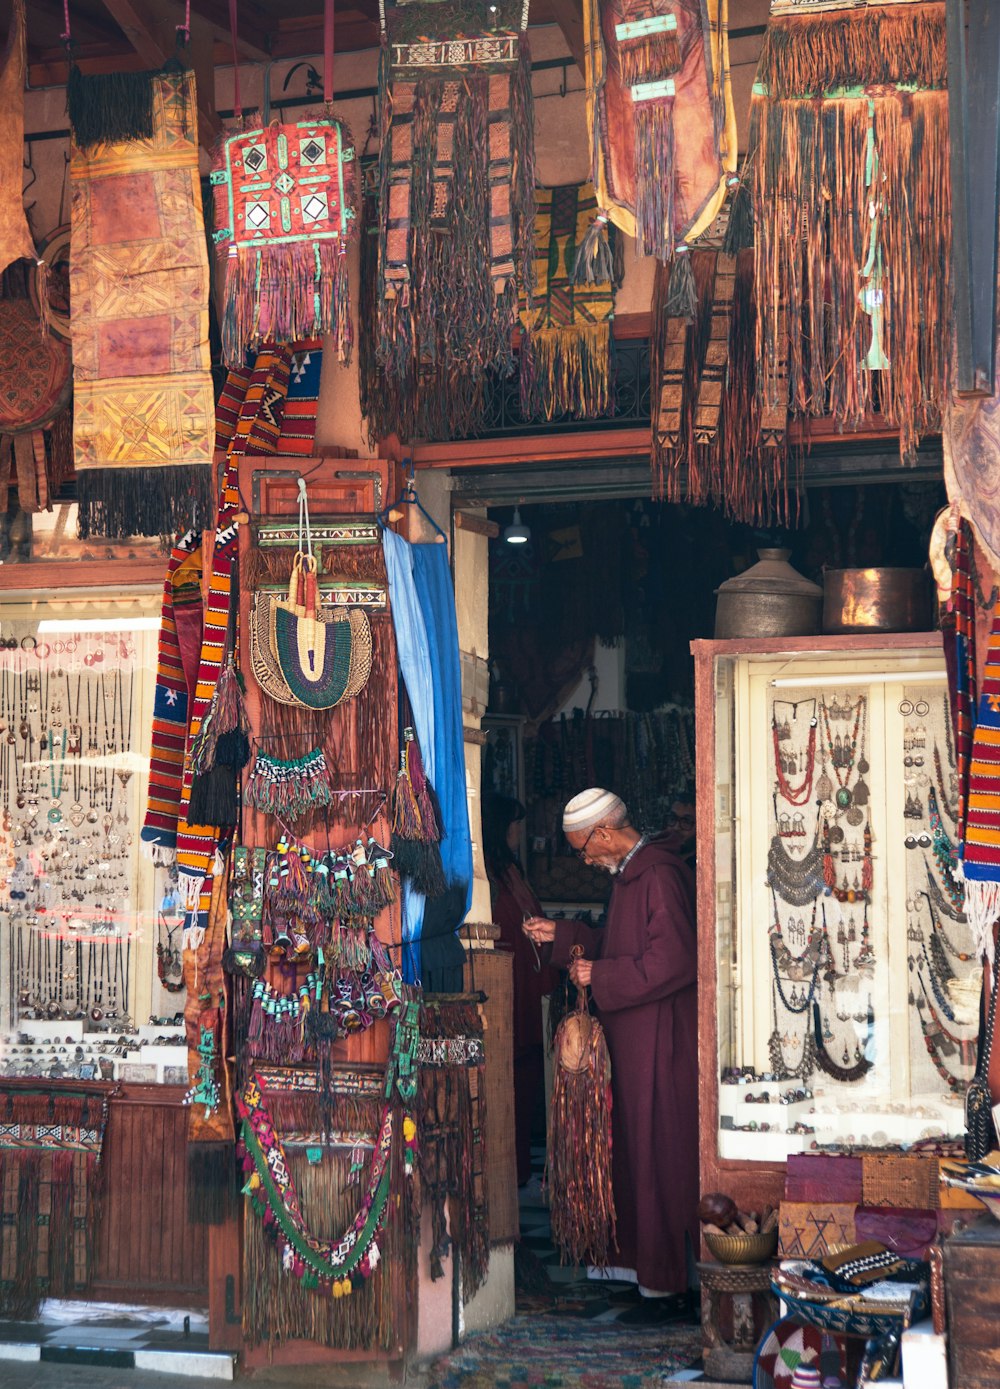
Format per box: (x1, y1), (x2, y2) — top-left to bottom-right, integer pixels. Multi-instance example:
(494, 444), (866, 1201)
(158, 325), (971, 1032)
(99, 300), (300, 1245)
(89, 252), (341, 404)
(47, 808), (62, 824)
(845, 806), (864, 827)
(835, 786), (853, 809)
(853, 778), (870, 807)
(816, 772), (833, 802)
(39, 733), (48, 752)
(858, 758), (870, 776)
(86, 810), (99, 824)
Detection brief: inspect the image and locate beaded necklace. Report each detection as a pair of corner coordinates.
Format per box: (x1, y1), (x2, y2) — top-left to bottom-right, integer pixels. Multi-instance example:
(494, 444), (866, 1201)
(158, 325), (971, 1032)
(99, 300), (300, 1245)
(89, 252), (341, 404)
(768, 984), (816, 1080)
(919, 889), (973, 963)
(772, 900), (822, 1011)
(919, 939), (958, 1021)
(820, 695), (864, 808)
(914, 976), (974, 1093)
(811, 998), (874, 1082)
(927, 786), (965, 915)
(767, 820), (827, 906)
(924, 858), (967, 924)
(772, 700), (818, 805)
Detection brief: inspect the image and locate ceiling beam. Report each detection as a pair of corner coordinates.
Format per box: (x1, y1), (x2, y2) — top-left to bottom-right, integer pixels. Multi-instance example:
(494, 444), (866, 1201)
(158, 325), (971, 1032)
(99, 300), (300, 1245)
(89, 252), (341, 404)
(188, 0), (272, 62)
(547, 0), (585, 74)
(100, 0), (221, 151)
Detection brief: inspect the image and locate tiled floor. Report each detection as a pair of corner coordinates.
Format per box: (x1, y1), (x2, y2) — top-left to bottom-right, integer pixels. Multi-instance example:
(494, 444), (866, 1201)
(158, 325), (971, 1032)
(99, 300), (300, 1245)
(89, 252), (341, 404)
(0, 1304), (232, 1378)
(516, 1145), (705, 1337)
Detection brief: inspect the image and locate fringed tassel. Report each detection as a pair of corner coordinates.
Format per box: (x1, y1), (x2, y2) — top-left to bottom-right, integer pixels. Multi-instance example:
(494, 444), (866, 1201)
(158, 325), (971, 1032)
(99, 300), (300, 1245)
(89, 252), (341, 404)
(76, 462), (215, 542)
(665, 247), (697, 321)
(722, 175), (753, 255)
(571, 211), (615, 286)
(751, 76), (950, 464)
(190, 663), (250, 775)
(519, 322), (612, 422)
(617, 30), (680, 88)
(632, 98), (675, 262)
(245, 747), (334, 822)
(67, 64), (157, 148)
(219, 240), (354, 370)
(0, 1154), (41, 1318)
(758, 5), (948, 98)
(47, 1151), (76, 1298)
(390, 834), (447, 900)
(547, 1014), (617, 1269)
(962, 880), (1000, 967)
(186, 764), (239, 831)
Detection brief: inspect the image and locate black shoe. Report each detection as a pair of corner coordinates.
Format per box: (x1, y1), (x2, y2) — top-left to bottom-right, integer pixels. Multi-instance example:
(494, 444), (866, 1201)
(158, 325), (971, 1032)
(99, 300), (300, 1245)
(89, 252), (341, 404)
(616, 1292), (689, 1325)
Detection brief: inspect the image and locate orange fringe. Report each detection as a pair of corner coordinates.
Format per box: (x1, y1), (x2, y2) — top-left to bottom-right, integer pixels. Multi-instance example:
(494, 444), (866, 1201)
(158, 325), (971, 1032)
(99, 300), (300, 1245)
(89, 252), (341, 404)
(751, 86), (951, 463)
(757, 3), (947, 99)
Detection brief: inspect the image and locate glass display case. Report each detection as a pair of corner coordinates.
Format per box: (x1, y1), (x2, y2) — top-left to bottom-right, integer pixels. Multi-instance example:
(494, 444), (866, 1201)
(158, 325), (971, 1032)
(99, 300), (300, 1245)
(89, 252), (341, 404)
(0, 588), (188, 1082)
(708, 639), (977, 1160)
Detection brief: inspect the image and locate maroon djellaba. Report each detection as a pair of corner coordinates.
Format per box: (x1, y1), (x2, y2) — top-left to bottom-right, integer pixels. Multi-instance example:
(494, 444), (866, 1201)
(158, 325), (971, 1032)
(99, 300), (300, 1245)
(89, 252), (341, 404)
(548, 833), (699, 1298)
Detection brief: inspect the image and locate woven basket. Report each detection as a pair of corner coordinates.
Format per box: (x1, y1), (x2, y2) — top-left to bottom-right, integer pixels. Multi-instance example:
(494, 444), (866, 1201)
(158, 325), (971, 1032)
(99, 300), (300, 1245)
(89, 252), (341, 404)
(862, 1153), (940, 1210)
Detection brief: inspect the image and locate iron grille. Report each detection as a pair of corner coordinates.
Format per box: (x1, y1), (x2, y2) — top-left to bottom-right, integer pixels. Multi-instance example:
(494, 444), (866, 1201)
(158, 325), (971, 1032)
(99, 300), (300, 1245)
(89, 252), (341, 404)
(464, 337), (651, 439)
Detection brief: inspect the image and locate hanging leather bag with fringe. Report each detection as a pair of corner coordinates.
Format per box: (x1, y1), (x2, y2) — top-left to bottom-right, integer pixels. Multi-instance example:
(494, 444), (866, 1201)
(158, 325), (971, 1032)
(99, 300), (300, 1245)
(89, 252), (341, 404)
(547, 946), (617, 1267)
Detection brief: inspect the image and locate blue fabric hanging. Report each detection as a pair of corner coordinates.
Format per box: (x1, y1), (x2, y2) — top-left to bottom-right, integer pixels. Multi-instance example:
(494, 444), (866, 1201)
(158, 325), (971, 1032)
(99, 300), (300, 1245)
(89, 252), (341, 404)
(383, 530), (432, 982)
(382, 530), (471, 990)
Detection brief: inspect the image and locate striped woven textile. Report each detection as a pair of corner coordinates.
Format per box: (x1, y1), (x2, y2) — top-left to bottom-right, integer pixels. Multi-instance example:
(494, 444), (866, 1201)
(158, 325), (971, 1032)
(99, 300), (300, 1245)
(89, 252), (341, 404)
(176, 462), (242, 904)
(954, 521), (977, 847)
(278, 343), (322, 454)
(140, 531), (203, 861)
(519, 182), (615, 421)
(215, 347), (292, 456)
(961, 590), (1000, 965)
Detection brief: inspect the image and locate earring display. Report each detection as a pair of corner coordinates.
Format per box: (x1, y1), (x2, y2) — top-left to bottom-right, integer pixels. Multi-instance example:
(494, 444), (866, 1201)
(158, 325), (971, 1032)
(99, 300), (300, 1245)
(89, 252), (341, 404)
(0, 612), (184, 1083)
(718, 656), (979, 1157)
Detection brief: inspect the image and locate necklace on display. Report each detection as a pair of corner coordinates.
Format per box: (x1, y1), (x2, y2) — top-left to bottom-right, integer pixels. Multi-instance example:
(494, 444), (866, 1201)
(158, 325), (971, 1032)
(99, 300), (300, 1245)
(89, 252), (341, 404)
(927, 785), (965, 907)
(772, 699), (818, 805)
(919, 889), (973, 963)
(768, 984), (817, 1080)
(820, 695), (866, 809)
(914, 976), (975, 1092)
(811, 998), (874, 1082)
(47, 729), (67, 824)
(768, 818), (828, 906)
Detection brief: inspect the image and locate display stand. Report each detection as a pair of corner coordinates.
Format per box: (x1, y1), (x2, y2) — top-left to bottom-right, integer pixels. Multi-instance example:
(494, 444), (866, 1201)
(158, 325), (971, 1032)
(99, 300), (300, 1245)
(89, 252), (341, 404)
(698, 1259), (778, 1383)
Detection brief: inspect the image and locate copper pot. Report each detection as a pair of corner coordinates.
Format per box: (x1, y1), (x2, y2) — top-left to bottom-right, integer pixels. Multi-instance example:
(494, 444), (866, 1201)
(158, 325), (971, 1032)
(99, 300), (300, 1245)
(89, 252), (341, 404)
(822, 568), (930, 634)
(714, 548), (823, 639)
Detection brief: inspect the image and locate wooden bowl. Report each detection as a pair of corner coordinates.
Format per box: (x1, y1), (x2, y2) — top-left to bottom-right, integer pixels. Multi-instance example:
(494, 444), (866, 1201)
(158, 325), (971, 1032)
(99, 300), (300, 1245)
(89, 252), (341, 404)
(704, 1228), (779, 1265)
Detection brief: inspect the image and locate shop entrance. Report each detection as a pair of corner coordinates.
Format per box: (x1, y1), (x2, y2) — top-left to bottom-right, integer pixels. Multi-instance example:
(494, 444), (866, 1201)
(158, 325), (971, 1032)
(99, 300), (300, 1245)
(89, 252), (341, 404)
(475, 478), (946, 1323)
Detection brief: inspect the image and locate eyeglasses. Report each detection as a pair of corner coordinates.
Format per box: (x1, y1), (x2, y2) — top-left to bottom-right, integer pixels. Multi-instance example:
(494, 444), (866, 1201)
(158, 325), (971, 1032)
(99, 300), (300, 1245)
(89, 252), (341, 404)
(667, 811), (695, 829)
(574, 825), (601, 860)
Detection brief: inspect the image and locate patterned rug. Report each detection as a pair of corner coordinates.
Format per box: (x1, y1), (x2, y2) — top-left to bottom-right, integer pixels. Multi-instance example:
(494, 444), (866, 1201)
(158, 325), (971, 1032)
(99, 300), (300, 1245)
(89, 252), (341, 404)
(425, 1315), (701, 1388)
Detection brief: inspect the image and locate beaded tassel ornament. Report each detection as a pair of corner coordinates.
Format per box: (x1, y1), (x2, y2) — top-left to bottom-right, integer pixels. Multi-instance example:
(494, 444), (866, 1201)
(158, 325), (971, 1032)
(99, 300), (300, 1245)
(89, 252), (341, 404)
(389, 727), (446, 899)
(187, 556), (251, 828)
(245, 747), (335, 821)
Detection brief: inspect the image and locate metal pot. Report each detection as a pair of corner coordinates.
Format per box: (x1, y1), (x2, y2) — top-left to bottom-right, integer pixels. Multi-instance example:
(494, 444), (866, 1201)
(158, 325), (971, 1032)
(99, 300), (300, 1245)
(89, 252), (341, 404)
(822, 568), (930, 634)
(714, 548), (823, 639)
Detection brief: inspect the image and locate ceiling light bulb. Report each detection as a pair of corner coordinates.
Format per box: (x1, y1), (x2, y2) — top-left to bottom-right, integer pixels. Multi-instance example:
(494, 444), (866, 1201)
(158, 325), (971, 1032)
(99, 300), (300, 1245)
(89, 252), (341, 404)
(503, 507), (530, 545)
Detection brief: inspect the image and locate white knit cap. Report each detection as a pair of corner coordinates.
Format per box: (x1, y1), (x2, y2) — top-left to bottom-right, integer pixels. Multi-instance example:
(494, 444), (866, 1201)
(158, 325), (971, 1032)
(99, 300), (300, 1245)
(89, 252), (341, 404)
(562, 788), (625, 833)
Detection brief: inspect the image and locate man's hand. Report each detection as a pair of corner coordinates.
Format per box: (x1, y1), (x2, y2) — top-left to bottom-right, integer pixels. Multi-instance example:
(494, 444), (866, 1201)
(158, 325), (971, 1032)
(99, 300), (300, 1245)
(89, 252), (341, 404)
(522, 916), (556, 944)
(569, 958), (593, 988)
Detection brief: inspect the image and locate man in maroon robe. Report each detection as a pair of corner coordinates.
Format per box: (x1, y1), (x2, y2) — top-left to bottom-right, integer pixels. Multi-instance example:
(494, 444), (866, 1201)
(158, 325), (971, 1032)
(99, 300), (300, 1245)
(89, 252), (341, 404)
(524, 787), (698, 1317)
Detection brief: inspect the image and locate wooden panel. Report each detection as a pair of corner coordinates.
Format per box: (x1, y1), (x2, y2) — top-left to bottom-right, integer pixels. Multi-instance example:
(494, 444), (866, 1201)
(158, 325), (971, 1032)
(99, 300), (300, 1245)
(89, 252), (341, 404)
(465, 950), (517, 1245)
(90, 1087), (208, 1305)
(244, 456), (391, 518)
(943, 1216), (1000, 1389)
